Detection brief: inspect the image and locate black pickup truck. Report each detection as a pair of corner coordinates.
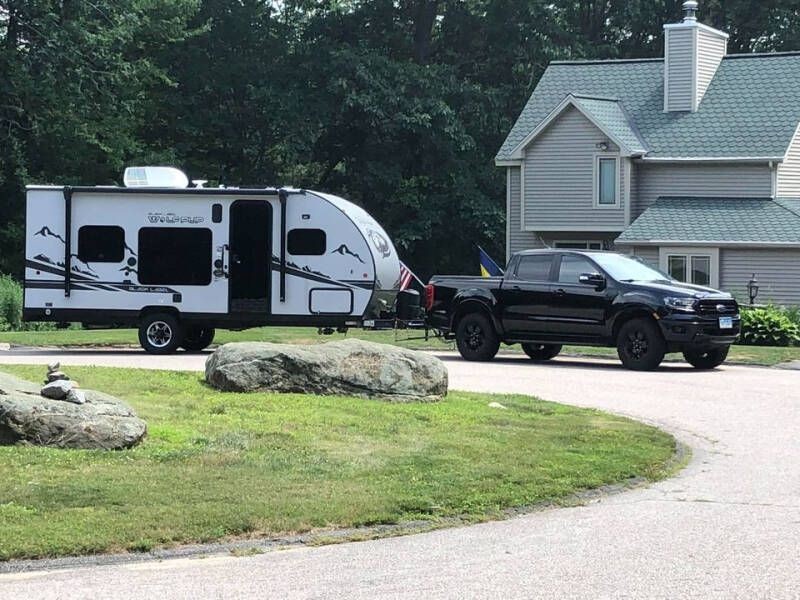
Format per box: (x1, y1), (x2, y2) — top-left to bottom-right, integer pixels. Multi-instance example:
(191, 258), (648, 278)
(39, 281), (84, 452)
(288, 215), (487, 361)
(425, 249), (740, 371)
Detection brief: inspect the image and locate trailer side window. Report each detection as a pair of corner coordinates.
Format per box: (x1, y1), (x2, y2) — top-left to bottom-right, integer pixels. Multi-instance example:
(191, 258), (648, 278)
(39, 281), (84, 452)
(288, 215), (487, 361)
(138, 227), (212, 286)
(288, 228), (326, 256)
(78, 226), (125, 263)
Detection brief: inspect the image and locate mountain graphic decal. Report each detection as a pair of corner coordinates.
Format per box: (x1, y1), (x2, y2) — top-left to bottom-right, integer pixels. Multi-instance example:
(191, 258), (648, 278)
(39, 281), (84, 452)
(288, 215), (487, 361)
(331, 244), (365, 264)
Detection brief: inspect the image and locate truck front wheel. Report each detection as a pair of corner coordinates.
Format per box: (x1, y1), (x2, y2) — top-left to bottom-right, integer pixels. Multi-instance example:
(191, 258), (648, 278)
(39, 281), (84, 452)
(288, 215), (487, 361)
(683, 347), (729, 370)
(616, 318), (666, 371)
(138, 313), (183, 354)
(455, 313), (500, 362)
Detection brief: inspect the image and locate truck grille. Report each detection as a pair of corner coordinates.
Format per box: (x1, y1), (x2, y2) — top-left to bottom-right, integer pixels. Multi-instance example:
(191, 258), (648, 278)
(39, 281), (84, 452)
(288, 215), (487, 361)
(696, 299), (738, 315)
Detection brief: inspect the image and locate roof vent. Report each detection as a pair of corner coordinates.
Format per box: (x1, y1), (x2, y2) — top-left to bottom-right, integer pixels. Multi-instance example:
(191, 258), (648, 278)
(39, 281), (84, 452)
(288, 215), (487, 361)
(682, 1), (699, 22)
(123, 166), (189, 189)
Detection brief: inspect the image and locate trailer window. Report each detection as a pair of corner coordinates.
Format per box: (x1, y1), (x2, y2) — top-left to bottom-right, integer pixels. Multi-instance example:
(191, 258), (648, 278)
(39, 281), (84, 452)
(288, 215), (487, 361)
(138, 227), (212, 286)
(78, 226), (125, 263)
(288, 228), (326, 256)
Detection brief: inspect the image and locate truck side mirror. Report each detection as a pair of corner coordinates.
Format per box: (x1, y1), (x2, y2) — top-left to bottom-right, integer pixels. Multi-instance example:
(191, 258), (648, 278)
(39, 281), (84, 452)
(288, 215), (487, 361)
(579, 272), (606, 289)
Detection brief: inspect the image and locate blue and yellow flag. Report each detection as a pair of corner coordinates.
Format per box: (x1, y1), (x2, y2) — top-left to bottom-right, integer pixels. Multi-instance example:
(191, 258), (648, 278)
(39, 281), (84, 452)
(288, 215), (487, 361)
(478, 246), (504, 277)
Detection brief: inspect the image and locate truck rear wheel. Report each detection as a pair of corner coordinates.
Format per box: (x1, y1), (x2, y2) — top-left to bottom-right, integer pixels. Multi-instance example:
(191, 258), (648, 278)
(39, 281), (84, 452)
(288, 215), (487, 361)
(455, 313), (500, 362)
(521, 343), (562, 361)
(683, 347), (729, 370)
(616, 318), (666, 371)
(181, 327), (215, 352)
(138, 313), (183, 355)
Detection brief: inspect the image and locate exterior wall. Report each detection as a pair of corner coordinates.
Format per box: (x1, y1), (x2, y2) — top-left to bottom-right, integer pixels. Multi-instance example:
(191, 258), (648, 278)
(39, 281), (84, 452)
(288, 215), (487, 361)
(539, 233), (618, 249)
(522, 106), (627, 231)
(664, 27), (695, 112)
(696, 28), (727, 107)
(631, 246), (659, 267)
(777, 124), (800, 197)
(720, 248), (800, 306)
(506, 166), (545, 261)
(632, 162), (774, 219)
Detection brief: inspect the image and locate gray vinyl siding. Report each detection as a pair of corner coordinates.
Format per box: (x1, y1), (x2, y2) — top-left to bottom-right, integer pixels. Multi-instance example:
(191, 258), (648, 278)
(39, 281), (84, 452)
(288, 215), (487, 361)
(507, 166), (544, 261)
(696, 29), (726, 107)
(665, 27), (695, 112)
(522, 106), (626, 231)
(539, 233), (618, 250)
(777, 126), (800, 197)
(632, 162), (773, 219)
(631, 246), (659, 267)
(720, 248), (800, 306)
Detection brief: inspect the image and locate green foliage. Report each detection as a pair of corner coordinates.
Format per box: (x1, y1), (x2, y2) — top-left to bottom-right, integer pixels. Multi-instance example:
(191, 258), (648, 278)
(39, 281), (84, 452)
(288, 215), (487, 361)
(0, 275), (22, 331)
(0, 365), (675, 560)
(3, 1), (800, 277)
(739, 306), (800, 347)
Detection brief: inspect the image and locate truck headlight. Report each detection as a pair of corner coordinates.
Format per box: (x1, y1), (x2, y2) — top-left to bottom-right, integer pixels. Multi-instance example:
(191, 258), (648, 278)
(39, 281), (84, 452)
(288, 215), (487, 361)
(664, 297), (696, 312)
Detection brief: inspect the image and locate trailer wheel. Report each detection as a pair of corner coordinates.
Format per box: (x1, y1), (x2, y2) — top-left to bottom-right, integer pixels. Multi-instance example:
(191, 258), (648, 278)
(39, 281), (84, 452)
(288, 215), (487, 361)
(138, 313), (183, 354)
(181, 327), (215, 352)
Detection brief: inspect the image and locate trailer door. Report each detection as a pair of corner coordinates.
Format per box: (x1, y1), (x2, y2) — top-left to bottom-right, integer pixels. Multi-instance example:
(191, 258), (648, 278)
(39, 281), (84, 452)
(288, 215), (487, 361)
(229, 200), (272, 314)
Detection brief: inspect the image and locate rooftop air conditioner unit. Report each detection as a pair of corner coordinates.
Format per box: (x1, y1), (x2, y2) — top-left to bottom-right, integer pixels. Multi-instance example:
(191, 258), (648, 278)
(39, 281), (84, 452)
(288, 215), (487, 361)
(123, 166), (189, 189)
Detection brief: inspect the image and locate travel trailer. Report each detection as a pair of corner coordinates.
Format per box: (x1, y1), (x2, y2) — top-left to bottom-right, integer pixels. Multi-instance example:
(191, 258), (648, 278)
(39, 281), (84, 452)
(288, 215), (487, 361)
(23, 167), (402, 353)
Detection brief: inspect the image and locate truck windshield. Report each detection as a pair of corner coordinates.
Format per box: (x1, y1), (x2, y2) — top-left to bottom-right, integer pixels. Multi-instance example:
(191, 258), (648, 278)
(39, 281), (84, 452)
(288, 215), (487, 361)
(588, 253), (672, 283)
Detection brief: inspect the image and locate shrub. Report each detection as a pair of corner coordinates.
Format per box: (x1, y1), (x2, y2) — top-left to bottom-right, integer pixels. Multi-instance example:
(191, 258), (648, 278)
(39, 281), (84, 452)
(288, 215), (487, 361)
(738, 306), (800, 347)
(0, 275), (23, 331)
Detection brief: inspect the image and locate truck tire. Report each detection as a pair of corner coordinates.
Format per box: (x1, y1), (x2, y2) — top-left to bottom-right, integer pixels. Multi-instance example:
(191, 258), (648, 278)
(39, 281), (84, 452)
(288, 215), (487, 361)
(521, 343), (562, 361)
(683, 347), (729, 370)
(138, 313), (183, 355)
(616, 318), (666, 371)
(181, 327), (215, 352)
(455, 313), (500, 362)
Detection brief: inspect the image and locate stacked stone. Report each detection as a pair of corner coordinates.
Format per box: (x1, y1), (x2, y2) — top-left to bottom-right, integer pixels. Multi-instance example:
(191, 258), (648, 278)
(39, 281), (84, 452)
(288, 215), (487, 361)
(41, 362), (86, 404)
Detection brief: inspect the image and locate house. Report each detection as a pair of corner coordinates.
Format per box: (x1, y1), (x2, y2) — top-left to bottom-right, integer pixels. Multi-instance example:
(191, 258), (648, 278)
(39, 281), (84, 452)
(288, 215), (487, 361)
(496, 0), (800, 306)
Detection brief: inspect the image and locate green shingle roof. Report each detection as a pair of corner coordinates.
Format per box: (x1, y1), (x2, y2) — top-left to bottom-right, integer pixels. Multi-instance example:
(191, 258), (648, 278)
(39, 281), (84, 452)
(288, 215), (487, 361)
(615, 197), (800, 244)
(570, 96), (648, 155)
(497, 53), (800, 161)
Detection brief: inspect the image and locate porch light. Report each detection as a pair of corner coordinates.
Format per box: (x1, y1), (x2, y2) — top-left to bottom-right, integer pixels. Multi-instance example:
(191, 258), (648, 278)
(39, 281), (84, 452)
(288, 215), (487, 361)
(596, 142), (609, 151)
(747, 274), (759, 305)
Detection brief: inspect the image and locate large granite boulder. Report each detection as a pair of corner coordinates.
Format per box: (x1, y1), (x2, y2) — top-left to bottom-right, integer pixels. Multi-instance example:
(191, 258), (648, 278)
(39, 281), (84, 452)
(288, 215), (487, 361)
(205, 339), (448, 401)
(0, 372), (146, 450)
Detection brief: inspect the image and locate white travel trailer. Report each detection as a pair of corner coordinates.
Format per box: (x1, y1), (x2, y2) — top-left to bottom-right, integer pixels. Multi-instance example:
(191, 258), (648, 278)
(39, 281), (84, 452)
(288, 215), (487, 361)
(23, 167), (402, 353)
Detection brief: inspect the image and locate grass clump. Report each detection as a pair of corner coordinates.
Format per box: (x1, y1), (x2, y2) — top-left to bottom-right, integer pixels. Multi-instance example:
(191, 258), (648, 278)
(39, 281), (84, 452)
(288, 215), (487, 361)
(0, 365), (676, 560)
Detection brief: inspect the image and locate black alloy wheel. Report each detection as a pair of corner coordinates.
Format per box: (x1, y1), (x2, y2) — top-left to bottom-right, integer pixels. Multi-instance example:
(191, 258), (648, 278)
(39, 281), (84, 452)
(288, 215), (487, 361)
(455, 313), (500, 362)
(521, 343), (562, 361)
(683, 347), (729, 370)
(616, 318), (666, 371)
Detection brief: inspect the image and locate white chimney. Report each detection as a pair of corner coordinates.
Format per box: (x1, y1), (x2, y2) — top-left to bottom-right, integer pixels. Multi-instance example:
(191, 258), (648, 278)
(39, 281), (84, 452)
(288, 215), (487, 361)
(663, 1), (728, 113)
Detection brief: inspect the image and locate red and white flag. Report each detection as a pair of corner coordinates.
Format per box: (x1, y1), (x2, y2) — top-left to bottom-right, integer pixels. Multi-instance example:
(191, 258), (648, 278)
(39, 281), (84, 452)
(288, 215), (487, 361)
(399, 261), (423, 291)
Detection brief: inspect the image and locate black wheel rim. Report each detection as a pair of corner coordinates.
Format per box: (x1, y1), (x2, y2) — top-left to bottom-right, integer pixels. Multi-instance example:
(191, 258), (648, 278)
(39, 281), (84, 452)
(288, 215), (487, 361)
(146, 321), (173, 348)
(625, 330), (649, 360)
(465, 323), (484, 350)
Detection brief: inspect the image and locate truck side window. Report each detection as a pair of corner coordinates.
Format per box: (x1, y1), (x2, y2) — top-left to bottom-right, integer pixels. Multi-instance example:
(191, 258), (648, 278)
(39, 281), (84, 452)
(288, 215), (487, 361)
(288, 228), (326, 256)
(515, 255), (553, 281)
(77, 226), (125, 263)
(558, 255), (596, 284)
(138, 227), (212, 286)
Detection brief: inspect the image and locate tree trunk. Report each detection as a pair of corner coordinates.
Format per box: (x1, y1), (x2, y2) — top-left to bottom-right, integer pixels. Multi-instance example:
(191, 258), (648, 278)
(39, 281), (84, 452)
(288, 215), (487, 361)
(412, 0), (439, 64)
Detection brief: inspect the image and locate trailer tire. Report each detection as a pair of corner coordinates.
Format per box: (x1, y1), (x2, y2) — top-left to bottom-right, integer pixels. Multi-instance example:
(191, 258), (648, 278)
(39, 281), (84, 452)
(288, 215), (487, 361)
(181, 327), (215, 352)
(138, 313), (183, 354)
(455, 312), (500, 362)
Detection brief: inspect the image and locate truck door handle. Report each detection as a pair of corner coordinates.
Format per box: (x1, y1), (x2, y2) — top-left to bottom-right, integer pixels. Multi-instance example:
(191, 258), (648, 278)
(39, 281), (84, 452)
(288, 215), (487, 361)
(553, 288), (566, 296)
(512, 285), (521, 291)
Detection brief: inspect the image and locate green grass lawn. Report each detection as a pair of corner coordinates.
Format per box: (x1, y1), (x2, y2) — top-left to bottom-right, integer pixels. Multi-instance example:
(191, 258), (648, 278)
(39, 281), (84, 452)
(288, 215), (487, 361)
(1, 326), (798, 366)
(0, 365), (676, 560)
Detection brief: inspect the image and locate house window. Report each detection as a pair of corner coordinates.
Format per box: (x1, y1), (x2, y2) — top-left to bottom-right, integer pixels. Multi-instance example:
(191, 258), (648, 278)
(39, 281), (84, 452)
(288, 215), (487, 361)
(661, 248), (718, 288)
(78, 226), (125, 263)
(138, 227), (212, 286)
(554, 241), (603, 250)
(287, 228), (326, 256)
(594, 155), (619, 207)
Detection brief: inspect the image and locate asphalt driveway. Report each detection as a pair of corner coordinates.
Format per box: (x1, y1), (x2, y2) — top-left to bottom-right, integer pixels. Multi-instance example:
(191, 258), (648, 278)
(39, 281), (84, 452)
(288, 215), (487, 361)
(0, 350), (798, 599)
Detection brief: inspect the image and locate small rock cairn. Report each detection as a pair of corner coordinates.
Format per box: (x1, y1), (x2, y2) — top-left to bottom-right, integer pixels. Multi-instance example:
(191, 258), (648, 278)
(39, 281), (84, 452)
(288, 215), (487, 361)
(40, 362), (86, 405)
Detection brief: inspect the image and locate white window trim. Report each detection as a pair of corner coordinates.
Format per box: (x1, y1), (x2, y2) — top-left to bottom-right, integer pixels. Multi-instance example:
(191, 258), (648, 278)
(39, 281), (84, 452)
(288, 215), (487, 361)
(659, 246), (720, 289)
(553, 240), (604, 250)
(593, 153), (621, 209)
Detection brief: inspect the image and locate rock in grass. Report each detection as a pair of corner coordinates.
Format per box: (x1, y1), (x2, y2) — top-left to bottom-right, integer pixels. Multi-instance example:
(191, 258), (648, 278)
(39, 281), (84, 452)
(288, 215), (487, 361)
(0, 373), (146, 449)
(40, 379), (74, 400)
(46, 371), (70, 383)
(205, 339), (448, 401)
